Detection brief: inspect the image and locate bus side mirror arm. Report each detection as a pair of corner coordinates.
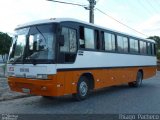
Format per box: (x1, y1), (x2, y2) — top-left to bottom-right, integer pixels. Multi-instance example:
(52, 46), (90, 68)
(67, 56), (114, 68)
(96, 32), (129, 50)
(59, 35), (64, 46)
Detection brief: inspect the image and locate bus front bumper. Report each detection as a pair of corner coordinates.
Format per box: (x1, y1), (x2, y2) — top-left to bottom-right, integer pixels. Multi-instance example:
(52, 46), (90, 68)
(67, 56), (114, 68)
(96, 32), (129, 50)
(7, 77), (61, 97)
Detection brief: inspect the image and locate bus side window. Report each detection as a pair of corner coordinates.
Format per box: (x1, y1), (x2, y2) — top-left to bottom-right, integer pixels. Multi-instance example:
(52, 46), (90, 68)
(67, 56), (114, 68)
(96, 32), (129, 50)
(60, 27), (69, 52)
(69, 29), (77, 53)
(152, 43), (156, 56)
(79, 26), (95, 49)
(147, 42), (152, 55)
(84, 28), (95, 49)
(140, 41), (147, 54)
(60, 27), (77, 53)
(60, 27), (77, 63)
(104, 32), (116, 51)
(129, 38), (139, 53)
(117, 36), (128, 53)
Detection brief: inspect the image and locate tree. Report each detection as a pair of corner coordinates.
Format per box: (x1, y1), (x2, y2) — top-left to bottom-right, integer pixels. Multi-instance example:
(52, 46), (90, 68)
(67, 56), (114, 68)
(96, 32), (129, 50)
(0, 32), (12, 62)
(148, 36), (160, 60)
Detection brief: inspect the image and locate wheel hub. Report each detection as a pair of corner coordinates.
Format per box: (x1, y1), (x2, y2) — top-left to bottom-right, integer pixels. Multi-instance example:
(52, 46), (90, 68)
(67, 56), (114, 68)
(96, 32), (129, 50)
(79, 81), (88, 97)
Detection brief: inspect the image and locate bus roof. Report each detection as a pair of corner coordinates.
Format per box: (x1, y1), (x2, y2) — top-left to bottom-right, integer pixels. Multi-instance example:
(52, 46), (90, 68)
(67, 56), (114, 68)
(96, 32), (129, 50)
(16, 18), (155, 43)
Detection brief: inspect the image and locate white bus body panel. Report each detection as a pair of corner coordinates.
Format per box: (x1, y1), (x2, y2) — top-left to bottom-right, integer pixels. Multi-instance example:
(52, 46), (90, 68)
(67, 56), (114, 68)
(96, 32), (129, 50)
(7, 51), (156, 77)
(7, 64), (57, 77)
(57, 51), (156, 69)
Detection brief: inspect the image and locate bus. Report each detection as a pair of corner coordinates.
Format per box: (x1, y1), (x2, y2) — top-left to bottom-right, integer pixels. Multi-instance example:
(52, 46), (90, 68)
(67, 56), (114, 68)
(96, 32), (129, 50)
(7, 18), (157, 101)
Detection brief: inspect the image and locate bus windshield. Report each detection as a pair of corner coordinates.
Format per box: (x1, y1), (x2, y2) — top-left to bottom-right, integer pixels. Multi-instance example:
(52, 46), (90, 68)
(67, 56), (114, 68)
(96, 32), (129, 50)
(8, 24), (56, 64)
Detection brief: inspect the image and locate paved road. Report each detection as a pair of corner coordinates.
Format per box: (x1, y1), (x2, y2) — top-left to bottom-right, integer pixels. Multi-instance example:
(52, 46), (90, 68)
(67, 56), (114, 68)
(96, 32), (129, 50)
(0, 72), (160, 114)
(0, 77), (29, 101)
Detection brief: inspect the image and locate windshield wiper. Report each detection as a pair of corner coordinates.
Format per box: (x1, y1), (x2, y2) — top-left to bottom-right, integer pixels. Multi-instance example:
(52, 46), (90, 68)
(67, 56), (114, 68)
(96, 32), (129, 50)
(23, 57), (37, 65)
(35, 26), (47, 44)
(11, 55), (23, 64)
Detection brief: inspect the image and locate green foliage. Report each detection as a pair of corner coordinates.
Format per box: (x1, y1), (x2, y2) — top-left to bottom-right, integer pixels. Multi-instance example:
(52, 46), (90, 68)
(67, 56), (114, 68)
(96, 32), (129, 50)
(15, 45), (22, 55)
(0, 32), (12, 62)
(148, 36), (160, 60)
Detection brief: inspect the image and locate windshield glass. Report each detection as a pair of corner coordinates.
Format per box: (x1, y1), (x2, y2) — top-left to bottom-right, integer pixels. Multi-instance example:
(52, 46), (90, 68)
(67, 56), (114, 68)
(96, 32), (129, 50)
(8, 24), (56, 64)
(9, 28), (29, 63)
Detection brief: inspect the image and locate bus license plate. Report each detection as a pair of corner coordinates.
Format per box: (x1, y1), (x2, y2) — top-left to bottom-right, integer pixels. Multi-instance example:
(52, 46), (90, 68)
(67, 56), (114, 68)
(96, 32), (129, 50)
(22, 88), (30, 93)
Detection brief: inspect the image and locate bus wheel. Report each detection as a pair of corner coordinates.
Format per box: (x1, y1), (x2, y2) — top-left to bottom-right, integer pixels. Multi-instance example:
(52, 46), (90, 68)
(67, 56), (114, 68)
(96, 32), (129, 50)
(72, 76), (89, 101)
(128, 71), (143, 87)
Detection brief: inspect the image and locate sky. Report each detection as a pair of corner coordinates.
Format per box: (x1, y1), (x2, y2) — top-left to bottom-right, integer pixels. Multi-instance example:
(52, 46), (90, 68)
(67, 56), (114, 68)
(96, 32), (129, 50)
(0, 0), (160, 38)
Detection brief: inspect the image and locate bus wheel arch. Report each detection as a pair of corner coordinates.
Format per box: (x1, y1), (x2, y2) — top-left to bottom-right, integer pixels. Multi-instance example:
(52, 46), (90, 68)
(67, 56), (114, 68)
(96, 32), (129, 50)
(128, 70), (143, 87)
(72, 73), (94, 101)
(138, 69), (143, 80)
(81, 72), (95, 91)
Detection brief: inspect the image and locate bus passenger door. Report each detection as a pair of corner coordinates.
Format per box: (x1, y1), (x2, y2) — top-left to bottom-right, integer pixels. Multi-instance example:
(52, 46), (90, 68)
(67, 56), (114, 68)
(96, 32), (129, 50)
(58, 26), (78, 94)
(58, 27), (77, 63)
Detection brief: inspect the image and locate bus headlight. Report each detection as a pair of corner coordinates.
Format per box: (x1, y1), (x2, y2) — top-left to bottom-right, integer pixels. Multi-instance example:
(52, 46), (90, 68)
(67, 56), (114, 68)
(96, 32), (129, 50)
(37, 74), (48, 79)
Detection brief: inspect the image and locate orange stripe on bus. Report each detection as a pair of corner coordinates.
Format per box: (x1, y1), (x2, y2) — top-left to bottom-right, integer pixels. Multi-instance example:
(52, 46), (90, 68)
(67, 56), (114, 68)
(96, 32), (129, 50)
(8, 66), (156, 97)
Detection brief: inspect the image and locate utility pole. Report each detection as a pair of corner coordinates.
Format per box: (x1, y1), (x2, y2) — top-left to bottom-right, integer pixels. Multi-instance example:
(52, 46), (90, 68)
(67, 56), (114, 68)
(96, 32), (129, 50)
(88, 0), (96, 23)
(47, 0), (97, 23)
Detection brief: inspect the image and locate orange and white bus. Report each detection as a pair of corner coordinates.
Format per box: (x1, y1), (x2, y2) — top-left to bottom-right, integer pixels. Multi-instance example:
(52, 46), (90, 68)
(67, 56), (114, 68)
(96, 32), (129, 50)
(7, 18), (157, 100)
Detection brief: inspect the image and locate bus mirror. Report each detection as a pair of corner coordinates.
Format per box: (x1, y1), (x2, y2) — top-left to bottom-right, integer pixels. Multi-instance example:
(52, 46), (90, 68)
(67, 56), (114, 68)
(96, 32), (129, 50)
(59, 35), (64, 46)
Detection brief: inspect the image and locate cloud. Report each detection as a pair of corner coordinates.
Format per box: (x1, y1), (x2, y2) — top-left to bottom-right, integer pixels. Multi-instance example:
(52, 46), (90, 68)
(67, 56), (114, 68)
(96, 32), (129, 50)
(136, 15), (160, 37)
(0, 0), (159, 39)
(94, 9), (137, 37)
(0, 0), (53, 32)
(0, 0), (89, 33)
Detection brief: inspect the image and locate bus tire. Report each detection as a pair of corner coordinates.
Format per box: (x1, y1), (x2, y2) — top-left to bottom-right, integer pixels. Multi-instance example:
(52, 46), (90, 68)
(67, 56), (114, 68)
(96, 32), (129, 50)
(72, 76), (89, 101)
(128, 71), (143, 87)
